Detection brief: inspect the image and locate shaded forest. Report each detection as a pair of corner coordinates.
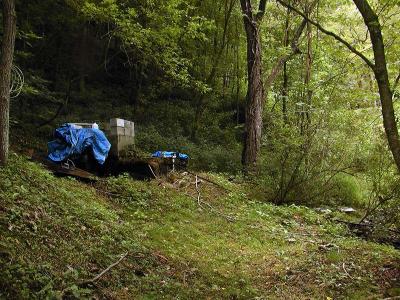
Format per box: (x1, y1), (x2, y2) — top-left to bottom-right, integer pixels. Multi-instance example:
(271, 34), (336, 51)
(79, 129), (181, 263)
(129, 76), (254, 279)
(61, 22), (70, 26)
(1, 0), (400, 298)
(5, 0), (399, 205)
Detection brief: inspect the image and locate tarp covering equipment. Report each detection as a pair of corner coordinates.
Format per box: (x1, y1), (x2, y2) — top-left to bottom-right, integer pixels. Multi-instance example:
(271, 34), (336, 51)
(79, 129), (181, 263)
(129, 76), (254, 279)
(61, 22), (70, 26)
(151, 151), (189, 161)
(48, 123), (111, 165)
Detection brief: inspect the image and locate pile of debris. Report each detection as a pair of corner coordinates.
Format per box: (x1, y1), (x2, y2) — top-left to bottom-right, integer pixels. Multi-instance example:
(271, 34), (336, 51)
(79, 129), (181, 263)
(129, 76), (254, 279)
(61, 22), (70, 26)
(33, 118), (189, 180)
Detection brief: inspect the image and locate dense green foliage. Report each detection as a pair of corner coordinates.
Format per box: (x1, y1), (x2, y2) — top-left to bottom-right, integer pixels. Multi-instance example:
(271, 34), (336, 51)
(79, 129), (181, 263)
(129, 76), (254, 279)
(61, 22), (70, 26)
(4, 0), (400, 233)
(1, 0), (400, 296)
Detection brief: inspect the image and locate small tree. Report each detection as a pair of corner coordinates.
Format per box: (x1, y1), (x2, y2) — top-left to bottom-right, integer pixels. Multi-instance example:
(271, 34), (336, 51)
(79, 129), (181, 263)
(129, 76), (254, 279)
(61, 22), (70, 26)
(0, 0), (16, 166)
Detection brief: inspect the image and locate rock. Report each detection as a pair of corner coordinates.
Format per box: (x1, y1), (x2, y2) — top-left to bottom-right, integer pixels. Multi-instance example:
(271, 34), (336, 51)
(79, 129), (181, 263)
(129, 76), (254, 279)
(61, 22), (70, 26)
(339, 207), (356, 213)
(315, 207), (332, 214)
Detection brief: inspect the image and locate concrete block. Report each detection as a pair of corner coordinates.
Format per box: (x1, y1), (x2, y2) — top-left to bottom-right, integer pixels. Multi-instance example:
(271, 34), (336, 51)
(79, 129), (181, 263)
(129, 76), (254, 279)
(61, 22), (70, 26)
(107, 118), (135, 157)
(124, 124), (134, 137)
(124, 127), (131, 136)
(124, 120), (132, 128)
(110, 126), (125, 136)
(110, 118), (124, 127)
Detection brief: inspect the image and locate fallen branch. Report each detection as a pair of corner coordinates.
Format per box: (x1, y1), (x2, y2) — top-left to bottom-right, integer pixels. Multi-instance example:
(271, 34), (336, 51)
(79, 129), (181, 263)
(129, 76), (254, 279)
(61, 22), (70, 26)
(186, 170), (230, 191)
(342, 262), (353, 279)
(81, 252), (128, 285)
(148, 164), (158, 179)
(331, 218), (400, 235)
(195, 175), (201, 206)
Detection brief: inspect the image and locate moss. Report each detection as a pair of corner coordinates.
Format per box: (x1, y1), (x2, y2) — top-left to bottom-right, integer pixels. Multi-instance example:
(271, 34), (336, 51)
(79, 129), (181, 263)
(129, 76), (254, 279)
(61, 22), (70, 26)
(0, 154), (399, 299)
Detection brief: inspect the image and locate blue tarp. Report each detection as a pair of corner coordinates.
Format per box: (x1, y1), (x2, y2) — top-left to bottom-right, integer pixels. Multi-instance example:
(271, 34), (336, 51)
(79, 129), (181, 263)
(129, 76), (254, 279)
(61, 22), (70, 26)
(152, 151), (189, 161)
(48, 123), (111, 165)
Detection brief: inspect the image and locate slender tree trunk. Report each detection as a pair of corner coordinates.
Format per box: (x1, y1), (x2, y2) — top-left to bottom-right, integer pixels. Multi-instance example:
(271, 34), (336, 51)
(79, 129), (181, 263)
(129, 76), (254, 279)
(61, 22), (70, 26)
(240, 0), (266, 172)
(240, 0), (312, 171)
(236, 32), (241, 125)
(282, 5), (290, 124)
(304, 1), (313, 126)
(0, 0), (16, 166)
(353, 0), (400, 172)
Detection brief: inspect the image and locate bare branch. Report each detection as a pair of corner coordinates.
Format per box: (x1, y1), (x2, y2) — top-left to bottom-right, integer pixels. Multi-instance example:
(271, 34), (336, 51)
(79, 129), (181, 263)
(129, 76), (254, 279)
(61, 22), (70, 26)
(265, 0), (320, 88)
(276, 0), (375, 69)
(393, 72), (400, 91)
(80, 252), (129, 286)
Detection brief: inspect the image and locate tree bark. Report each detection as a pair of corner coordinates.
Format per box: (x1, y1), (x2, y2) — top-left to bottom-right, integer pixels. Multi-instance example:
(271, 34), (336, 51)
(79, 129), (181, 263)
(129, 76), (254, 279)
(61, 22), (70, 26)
(0, 0), (16, 166)
(240, 0), (313, 172)
(240, 0), (266, 172)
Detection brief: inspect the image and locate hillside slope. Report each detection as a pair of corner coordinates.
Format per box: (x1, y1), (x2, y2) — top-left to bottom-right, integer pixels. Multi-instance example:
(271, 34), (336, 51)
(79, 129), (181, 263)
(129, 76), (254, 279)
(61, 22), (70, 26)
(1, 154), (399, 299)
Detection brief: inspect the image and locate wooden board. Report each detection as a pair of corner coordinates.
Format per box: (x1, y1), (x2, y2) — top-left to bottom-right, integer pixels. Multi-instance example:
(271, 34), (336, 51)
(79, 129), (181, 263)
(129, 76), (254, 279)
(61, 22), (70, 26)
(30, 154), (97, 180)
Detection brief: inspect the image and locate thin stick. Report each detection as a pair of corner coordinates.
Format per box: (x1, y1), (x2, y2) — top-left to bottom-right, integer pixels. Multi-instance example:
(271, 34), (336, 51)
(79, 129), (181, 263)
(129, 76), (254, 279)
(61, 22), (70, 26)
(195, 175), (201, 206)
(342, 262), (353, 279)
(192, 176), (235, 222)
(187, 170), (230, 191)
(148, 164), (158, 179)
(85, 252), (128, 284)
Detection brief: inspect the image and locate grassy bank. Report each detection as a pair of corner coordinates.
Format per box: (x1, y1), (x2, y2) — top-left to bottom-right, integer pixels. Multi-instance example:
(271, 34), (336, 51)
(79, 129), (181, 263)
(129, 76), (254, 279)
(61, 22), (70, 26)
(1, 154), (399, 299)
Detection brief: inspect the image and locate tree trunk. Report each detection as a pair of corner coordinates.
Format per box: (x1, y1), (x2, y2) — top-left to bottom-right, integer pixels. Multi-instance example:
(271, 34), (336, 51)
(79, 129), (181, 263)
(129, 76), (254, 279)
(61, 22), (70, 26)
(282, 5), (290, 124)
(304, 1), (313, 126)
(0, 0), (16, 166)
(353, 0), (400, 172)
(240, 0), (265, 172)
(240, 0), (311, 171)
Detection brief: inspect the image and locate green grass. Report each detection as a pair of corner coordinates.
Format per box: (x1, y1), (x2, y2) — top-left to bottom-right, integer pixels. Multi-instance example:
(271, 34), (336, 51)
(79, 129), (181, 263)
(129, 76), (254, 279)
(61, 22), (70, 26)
(1, 154), (399, 299)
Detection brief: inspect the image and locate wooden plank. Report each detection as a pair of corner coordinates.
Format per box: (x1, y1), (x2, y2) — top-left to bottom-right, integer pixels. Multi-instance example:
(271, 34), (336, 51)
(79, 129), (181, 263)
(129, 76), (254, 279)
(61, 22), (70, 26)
(30, 153), (97, 180)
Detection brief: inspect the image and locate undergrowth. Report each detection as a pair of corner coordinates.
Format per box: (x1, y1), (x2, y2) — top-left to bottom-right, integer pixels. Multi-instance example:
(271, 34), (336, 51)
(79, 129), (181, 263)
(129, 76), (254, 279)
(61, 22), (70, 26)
(0, 154), (399, 299)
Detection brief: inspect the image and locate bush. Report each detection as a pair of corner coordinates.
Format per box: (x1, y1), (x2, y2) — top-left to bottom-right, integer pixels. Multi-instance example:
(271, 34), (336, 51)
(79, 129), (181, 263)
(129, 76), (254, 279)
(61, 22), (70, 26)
(135, 125), (242, 173)
(321, 173), (364, 207)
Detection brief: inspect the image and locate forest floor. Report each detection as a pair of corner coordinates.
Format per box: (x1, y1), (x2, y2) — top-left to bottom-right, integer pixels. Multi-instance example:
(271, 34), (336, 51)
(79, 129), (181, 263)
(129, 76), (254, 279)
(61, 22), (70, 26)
(1, 154), (400, 299)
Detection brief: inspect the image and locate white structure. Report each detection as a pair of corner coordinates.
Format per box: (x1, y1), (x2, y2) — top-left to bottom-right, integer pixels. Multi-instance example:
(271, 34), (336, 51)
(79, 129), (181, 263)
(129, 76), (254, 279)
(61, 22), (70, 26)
(104, 118), (135, 157)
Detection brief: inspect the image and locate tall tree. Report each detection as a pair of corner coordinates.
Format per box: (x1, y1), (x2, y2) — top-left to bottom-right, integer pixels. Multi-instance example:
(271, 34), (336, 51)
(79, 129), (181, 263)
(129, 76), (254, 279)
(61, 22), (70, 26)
(303, 0), (313, 128)
(281, 4), (291, 124)
(240, 0), (267, 172)
(353, 0), (400, 172)
(0, 0), (16, 166)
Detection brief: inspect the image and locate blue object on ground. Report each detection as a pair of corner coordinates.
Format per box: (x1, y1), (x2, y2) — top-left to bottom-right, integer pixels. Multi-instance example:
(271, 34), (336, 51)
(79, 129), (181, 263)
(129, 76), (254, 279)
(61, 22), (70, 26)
(48, 123), (111, 165)
(152, 151), (189, 161)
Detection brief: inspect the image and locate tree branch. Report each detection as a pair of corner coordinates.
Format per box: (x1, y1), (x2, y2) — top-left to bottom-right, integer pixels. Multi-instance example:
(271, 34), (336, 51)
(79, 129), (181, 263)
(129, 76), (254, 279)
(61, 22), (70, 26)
(80, 252), (129, 286)
(265, 0), (320, 88)
(276, 0), (375, 69)
(256, 0), (268, 20)
(264, 19), (306, 87)
(393, 71), (400, 91)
